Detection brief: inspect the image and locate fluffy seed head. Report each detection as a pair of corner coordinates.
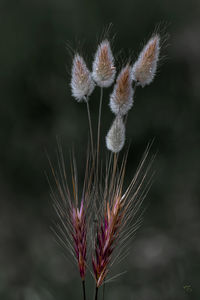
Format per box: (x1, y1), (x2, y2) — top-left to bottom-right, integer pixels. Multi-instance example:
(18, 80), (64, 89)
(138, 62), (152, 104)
(71, 54), (95, 101)
(110, 65), (134, 116)
(92, 40), (116, 87)
(106, 116), (125, 153)
(132, 35), (160, 87)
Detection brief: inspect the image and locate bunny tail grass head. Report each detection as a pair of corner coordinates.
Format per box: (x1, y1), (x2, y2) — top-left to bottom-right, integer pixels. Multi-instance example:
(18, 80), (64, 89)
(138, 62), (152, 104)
(92, 39), (116, 87)
(110, 65), (134, 116)
(106, 116), (125, 153)
(132, 35), (160, 87)
(71, 54), (95, 102)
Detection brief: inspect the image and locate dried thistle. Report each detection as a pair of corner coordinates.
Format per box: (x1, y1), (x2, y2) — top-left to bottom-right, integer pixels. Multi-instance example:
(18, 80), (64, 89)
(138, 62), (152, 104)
(109, 65), (134, 116)
(132, 35), (160, 87)
(92, 40), (116, 87)
(71, 54), (95, 101)
(106, 116), (125, 153)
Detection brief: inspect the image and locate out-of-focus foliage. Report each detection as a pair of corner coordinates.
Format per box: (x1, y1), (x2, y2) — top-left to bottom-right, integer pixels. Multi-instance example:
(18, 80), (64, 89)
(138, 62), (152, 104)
(0, 0), (200, 299)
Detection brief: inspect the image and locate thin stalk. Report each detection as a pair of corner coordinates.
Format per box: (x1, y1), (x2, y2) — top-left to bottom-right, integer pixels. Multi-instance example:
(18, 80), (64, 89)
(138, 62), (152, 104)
(103, 281), (106, 300)
(109, 152), (118, 199)
(96, 87), (103, 178)
(86, 100), (94, 159)
(94, 286), (99, 300)
(82, 280), (86, 300)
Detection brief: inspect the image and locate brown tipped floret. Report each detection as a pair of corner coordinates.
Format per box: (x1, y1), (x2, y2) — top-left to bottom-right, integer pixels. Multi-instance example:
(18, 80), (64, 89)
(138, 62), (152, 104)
(92, 40), (116, 87)
(110, 65), (134, 116)
(132, 35), (160, 87)
(71, 54), (95, 101)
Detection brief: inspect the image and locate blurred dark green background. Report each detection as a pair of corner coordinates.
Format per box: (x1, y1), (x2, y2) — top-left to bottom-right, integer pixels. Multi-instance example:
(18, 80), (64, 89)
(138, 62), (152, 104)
(0, 0), (200, 299)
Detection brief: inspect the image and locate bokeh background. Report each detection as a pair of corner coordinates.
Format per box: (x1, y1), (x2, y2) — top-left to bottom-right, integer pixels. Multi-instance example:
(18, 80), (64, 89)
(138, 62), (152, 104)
(1, 0), (200, 299)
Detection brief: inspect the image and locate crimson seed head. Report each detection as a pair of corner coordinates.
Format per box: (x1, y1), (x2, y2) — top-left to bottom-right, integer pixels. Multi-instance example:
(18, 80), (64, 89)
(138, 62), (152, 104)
(132, 35), (160, 87)
(71, 200), (87, 279)
(51, 149), (94, 282)
(92, 40), (116, 87)
(92, 195), (124, 287)
(92, 147), (152, 287)
(110, 65), (134, 116)
(71, 54), (95, 101)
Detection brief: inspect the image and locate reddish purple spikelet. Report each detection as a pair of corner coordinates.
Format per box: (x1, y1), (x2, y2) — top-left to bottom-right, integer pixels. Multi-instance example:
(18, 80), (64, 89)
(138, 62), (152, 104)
(51, 148), (93, 283)
(92, 195), (124, 287)
(71, 199), (87, 280)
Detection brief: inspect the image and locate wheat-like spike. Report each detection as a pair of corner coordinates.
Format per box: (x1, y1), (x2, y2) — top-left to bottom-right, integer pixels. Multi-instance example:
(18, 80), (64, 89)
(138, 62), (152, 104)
(92, 148), (153, 289)
(50, 147), (95, 285)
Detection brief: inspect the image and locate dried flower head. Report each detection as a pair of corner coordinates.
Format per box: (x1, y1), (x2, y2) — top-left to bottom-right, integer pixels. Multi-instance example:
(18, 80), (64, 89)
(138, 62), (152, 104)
(132, 35), (160, 87)
(92, 40), (116, 87)
(106, 116), (125, 153)
(71, 54), (95, 101)
(110, 65), (134, 116)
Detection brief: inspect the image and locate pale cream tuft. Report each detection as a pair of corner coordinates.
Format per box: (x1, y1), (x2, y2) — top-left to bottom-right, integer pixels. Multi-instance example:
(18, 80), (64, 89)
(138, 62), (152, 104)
(109, 65), (134, 116)
(92, 40), (116, 88)
(71, 54), (95, 102)
(106, 116), (125, 153)
(132, 35), (160, 87)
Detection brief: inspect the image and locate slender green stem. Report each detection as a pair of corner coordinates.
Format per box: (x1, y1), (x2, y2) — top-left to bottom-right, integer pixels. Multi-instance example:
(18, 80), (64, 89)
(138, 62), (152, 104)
(94, 286), (98, 300)
(86, 100), (94, 158)
(96, 87), (103, 178)
(82, 280), (86, 300)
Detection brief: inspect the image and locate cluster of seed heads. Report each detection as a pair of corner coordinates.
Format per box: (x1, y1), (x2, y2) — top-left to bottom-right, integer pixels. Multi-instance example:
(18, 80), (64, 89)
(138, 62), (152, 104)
(52, 32), (160, 300)
(71, 35), (160, 153)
